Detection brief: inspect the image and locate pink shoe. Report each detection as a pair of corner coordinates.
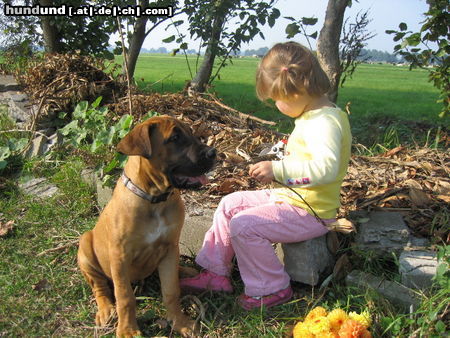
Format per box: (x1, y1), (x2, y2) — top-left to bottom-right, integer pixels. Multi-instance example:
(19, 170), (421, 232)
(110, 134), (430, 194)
(238, 286), (293, 310)
(180, 270), (233, 293)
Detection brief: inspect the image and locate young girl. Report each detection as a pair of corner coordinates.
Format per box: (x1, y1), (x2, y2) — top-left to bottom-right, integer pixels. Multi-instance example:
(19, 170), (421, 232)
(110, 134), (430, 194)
(180, 42), (352, 310)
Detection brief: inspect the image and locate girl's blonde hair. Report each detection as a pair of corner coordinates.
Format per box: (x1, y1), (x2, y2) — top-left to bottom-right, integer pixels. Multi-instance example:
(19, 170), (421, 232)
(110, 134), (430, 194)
(256, 42), (330, 101)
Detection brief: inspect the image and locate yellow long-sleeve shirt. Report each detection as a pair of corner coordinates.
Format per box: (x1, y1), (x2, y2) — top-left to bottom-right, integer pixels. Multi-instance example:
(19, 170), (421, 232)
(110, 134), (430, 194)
(271, 106), (352, 219)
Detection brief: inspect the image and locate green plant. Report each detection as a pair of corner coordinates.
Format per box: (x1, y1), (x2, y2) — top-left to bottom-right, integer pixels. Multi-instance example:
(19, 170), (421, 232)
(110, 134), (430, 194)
(60, 97), (128, 152)
(0, 106), (28, 172)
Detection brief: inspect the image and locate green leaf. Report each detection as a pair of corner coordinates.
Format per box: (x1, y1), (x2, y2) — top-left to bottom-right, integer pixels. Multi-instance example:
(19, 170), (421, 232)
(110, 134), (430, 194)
(0, 146), (11, 160)
(309, 31), (318, 39)
(0, 160), (7, 170)
(91, 96), (103, 108)
(435, 320), (446, 333)
(162, 35), (176, 43)
(302, 17), (318, 26)
(60, 120), (79, 136)
(399, 22), (407, 31)
(406, 32), (421, 46)
(285, 23), (300, 38)
(73, 101), (88, 119)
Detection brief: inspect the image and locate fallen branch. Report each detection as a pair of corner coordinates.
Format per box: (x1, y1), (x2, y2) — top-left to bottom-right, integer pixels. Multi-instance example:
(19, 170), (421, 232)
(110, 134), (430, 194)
(37, 239), (79, 256)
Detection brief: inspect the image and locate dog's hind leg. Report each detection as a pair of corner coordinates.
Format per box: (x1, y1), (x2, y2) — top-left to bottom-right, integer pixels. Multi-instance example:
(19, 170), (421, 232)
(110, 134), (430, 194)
(78, 231), (116, 327)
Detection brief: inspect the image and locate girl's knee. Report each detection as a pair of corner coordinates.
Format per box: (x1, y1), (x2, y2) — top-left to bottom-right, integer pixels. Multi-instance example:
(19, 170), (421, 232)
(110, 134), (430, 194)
(229, 213), (255, 238)
(217, 191), (244, 214)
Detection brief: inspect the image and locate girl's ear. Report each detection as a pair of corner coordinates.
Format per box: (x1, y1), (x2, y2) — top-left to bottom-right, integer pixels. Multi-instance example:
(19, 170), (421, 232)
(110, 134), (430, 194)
(116, 123), (153, 158)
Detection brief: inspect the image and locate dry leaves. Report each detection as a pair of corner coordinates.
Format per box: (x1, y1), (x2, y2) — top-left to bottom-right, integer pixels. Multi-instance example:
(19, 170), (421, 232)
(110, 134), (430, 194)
(18, 53), (125, 123)
(0, 220), (15, 237)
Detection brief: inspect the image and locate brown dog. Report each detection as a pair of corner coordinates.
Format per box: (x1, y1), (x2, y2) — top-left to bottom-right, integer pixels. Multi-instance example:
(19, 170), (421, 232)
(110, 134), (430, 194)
(77, 116), (216, 337)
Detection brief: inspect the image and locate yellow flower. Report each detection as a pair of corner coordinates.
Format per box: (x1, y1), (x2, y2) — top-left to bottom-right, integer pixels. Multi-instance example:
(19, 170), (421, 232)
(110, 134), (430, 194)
(348, 310), (372, 328)
(308, 316), (331, 335)
(305, 306), (328, 322)
(327, 308), (349, 331)
(292, 321), (314, 338)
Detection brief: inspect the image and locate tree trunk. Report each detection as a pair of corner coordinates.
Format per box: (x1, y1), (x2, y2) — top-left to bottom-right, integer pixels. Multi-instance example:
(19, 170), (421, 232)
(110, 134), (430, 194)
(189, 5), (227, 93)
(126, 16), (149, 80)
(40, 0), (61, 53)
(317, 0), (350, 103)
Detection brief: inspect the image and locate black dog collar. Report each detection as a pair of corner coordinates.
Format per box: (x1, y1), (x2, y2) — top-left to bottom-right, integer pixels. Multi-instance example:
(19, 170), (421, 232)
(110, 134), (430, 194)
(121, 172), (172, 204)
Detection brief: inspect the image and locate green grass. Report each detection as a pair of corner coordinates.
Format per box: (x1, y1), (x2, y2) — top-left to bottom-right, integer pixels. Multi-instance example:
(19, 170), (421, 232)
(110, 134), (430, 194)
(0, 160), (448, 337)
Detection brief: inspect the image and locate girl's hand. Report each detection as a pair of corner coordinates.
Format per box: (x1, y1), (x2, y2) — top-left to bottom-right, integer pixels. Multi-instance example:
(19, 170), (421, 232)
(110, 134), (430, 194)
(249, 161), (274, 184)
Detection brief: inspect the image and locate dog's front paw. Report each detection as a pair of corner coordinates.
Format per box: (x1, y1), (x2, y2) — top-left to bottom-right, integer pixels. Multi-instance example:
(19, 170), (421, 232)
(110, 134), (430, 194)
(95, 304), (116, 327)
(116, 327), (142, 338)
(172, 316), (198, 337)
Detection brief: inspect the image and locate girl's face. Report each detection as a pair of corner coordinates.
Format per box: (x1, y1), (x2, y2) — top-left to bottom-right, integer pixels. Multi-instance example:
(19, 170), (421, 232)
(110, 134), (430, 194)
(275, 93), (312, 118)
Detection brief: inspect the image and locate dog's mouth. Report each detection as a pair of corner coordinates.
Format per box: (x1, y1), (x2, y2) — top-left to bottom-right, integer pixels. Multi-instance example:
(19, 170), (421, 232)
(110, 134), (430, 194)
(170, 173), (209, 189)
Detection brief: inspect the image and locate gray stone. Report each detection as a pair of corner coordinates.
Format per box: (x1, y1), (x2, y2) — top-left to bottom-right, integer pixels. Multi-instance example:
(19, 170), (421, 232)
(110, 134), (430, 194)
(399, 250), (438, 289)
(281, 235), (335, 286)
(19, 177), (59, 198)
(81, 168), (98, 189)
(354, 211), (428, 254)
(179, 208), (214, 257)
(24, 135), (47, 158)
(42, 132), (63, 153)
(96, 179), (114, 209)
(10, 93), (27, 102)
(346, 270), (420, 312)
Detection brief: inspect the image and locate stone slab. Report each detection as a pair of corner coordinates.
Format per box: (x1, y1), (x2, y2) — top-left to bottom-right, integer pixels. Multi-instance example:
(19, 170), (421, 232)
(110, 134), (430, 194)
(354, 211), (428, 254)
(19, 177), (59, 198)
(281, 235), (335, 286)
(399, 250), (438, 289)
(96, 180), (114, 209)
(180, 208), (214, 257)
(346, 270), (420, 312)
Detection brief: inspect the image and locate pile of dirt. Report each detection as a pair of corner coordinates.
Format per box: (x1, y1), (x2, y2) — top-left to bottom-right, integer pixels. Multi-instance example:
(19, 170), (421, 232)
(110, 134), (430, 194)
(17, 53), (125, 123)
(110, 93), (449, 244)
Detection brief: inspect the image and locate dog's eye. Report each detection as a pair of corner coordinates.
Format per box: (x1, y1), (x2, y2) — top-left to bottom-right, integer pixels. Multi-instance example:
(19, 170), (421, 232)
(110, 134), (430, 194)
(168, 133), (180, 143)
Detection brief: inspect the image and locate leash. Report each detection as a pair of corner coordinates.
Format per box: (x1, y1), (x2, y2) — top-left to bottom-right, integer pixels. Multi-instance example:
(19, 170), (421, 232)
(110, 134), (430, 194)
(273, 179), (355, 234)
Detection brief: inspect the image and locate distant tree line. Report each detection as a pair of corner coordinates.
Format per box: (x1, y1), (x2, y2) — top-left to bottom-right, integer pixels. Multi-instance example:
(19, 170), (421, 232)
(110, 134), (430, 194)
(138, 46), (402, 64)
(358, 48), (402, 63)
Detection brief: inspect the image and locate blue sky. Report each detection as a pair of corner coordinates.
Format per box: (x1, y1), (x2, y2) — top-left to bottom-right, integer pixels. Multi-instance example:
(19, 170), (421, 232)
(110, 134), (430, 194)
(142, 0), (430, 53)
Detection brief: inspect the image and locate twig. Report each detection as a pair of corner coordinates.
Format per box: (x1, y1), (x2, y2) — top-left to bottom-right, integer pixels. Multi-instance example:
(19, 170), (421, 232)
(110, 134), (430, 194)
(198, 94), (276, 126)
(37, 239), (79, 256)
(116, 17), (133, 116)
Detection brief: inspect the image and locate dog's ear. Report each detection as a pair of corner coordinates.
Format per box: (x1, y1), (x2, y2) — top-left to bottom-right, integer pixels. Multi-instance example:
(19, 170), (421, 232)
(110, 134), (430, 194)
(116, 123), (153, 158)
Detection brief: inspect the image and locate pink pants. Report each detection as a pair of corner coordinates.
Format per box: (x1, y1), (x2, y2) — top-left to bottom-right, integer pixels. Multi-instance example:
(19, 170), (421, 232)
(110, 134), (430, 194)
(196, 190), (331, 297)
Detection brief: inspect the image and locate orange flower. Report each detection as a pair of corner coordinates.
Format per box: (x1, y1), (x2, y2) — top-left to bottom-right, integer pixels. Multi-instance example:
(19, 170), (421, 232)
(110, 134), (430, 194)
(361, 329), (372, 338)
(327, 308), (349, 331)
(338, 319), (367, 338)
(305, 306), (328, 322)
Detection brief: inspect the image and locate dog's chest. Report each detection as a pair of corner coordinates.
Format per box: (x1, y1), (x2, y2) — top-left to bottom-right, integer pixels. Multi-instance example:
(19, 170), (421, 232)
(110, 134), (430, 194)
(144, 211), (172, 244)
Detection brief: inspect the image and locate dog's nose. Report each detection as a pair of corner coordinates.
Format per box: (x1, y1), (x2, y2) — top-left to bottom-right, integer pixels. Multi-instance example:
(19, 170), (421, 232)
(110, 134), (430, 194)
(205, 148), (216, 159)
